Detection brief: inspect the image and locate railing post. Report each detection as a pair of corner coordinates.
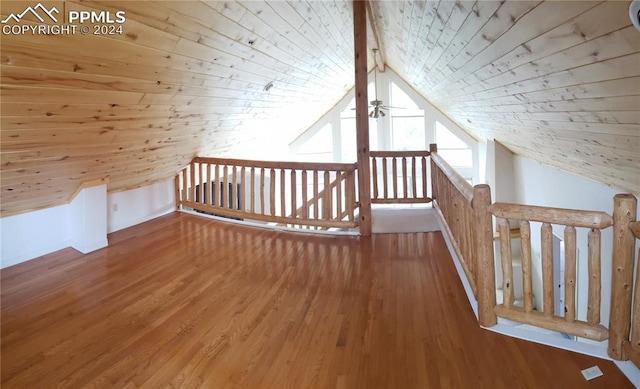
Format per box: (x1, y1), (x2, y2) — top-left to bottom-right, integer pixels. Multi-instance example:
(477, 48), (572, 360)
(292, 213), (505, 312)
(189, 162), (196, 202)
(175, 174), (181, 210)
(608, 194), (638, 360)
(353, 0), (372, 236)
(473, 184), (497, 327)
(429, 144), (437, 201)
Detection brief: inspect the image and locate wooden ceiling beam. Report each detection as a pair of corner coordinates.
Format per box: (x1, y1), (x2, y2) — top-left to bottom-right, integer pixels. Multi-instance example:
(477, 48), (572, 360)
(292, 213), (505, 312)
(365, 0), (385, 72)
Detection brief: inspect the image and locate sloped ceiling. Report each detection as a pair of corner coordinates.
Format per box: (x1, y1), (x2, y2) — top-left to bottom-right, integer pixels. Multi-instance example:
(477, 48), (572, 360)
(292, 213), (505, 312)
(1, 0), (357, 214)
(1, 0), (638, 216)
(370, 0), (639, 195)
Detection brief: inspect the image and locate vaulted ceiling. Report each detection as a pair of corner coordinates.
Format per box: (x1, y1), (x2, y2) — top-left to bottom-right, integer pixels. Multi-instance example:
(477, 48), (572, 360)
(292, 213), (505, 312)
(1, 0), (638, 215)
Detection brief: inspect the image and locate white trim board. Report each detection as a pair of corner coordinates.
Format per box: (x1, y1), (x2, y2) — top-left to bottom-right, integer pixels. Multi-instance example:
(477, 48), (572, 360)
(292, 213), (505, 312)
(179, 209), (360, 237)
(432, 203), (479, 319)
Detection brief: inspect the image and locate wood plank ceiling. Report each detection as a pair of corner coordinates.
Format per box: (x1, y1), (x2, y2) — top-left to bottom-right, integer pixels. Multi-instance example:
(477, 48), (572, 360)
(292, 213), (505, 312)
(1, 0), (638, 215)
(370, 0), (639, 195)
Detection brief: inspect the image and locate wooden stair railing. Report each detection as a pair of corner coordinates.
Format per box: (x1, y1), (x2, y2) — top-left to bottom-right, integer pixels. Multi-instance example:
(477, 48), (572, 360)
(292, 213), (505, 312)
(280, 170), (358, 230)
(430, 146), (640, 358)
(429, 144), (496, 327)
(176, 157), (359, 230)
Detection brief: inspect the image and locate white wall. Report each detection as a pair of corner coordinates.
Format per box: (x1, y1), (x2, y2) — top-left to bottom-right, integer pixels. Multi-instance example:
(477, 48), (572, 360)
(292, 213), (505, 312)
(485, 140), (524, 299)
(69, 184), (108, 254)
(1, 180), (176, 269)
(107, 179), (175, 233)
(485, 141), (517, 204)
(1, 204), (71, 268)
(511, 156), (640, 327)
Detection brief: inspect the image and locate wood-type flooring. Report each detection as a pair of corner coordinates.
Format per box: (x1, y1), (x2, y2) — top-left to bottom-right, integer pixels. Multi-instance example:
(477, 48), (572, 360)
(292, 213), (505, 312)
(1, 212), (632, 388)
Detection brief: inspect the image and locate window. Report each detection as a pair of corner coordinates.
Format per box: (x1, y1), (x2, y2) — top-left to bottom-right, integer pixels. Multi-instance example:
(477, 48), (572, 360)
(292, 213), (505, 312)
(390, 82), (422, 115)
(295, 123), (332, 162)
(391, 117), (424, 151)
(289, 71), (477, 186)
(390, 82), (424, 150)
(340, 117), (357, 162)
(340, 94), (378, 162)
(435, 120), (474, 183)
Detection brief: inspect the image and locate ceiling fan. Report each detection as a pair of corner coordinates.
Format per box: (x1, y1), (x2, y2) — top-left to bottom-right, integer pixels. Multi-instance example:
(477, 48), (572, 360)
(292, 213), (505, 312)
(366, 49), (401, 119)
(368, 99), (386, 119)
(350, 49), (403, 118)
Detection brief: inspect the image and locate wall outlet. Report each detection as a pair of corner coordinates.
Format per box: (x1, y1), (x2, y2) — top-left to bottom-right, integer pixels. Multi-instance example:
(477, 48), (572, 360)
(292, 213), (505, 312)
(112, 203), (118, 212)
(581, 366), (603, 381)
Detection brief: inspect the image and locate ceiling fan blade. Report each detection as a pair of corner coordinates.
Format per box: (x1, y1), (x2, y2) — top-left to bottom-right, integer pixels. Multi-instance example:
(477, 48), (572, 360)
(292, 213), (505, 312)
(351, 105), (403, 111)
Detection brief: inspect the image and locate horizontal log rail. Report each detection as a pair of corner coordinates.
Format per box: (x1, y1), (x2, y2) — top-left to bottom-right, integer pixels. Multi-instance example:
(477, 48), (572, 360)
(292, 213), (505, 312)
(430, 151), (473, 203)
(370, 151), (432, 204)
(490, 203), (613, 229)
(192, 157), (353, 171)
(494, 305), (608, 341)
(176, 158), (359, 230)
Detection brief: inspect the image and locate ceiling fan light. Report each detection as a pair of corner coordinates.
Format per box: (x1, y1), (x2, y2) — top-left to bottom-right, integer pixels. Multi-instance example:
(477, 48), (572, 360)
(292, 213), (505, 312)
(368, 108), (385, 119)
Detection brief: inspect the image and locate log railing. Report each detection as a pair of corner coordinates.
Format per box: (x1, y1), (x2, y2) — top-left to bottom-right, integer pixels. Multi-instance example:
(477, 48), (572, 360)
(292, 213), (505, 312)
(431, 147), (475, 293)
(431, 149), (640, 358)
(175, 157), (359, 230)
(490, 203), (612, 341)
(370, 151), (432, 204)
(622, 217), (640, 365)
(488, 195), (639, 348)
(284, 170), (355, 229)
(610, 195), (639, 361)
(430, 144), (496, 327)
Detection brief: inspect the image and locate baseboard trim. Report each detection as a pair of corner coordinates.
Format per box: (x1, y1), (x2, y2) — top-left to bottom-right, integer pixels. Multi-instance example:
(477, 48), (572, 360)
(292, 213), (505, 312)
(1, 239), (72, 269)
(108, 206), (175, 233)
(71, 238), (109, 254)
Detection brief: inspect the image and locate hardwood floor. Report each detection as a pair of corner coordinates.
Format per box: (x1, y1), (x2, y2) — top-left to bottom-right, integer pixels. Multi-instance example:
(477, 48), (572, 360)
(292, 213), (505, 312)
(1, 212), (632, 388)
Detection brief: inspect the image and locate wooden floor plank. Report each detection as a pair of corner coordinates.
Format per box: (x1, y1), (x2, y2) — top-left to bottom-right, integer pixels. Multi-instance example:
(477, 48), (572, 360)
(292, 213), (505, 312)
(1, 212), (633, 388)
